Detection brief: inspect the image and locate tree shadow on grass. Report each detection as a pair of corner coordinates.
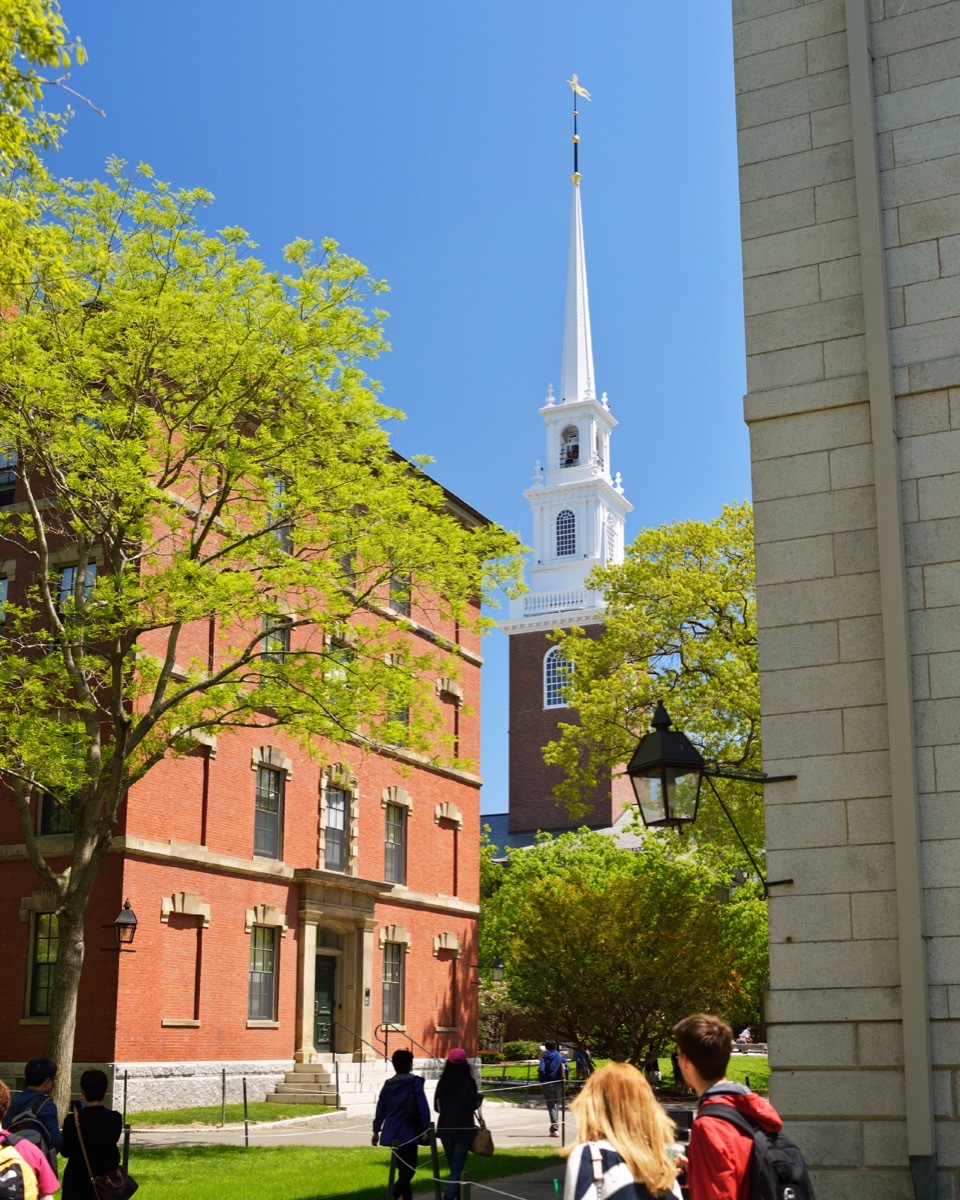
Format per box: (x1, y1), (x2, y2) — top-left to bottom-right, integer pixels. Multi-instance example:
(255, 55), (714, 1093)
(129, 1144), (563, 1200)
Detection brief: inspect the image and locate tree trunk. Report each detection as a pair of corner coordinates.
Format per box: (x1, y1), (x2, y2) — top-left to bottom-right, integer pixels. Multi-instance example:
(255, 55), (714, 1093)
(45, 891), (87, 1116)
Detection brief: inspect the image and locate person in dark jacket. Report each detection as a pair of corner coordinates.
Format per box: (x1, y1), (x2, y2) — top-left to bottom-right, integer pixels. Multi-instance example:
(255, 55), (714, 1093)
(434, 1048), (482, 1200)
(372, 1049), (431, 1200)
(61, 1069), (122, 1200)
(2, 1057), (63, 1166)
(538, 1041), (568, 1137)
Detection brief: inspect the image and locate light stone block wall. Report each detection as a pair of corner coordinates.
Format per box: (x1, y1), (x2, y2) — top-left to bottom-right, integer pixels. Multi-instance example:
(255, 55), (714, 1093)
(108, 1060), (291, 1113)
(734, 1), (960, 1196)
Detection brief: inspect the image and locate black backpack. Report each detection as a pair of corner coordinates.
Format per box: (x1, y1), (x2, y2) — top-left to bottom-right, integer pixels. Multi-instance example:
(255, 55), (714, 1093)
(3, 1097), (57, 1175)
(402, 1080), (423, 1128)
(539, 1051), (564, 1082)
(0, 1139), (37, 1200)
(697, 1102), (815, 1200)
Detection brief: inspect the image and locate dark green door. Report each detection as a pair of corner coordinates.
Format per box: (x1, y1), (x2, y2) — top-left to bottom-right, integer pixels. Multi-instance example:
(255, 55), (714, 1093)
(315, 956), (336, 1053)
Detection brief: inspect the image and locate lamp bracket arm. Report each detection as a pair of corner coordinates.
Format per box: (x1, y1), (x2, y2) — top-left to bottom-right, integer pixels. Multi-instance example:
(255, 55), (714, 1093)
(704, 775), (768, 891)
(702, 766), (797, 784)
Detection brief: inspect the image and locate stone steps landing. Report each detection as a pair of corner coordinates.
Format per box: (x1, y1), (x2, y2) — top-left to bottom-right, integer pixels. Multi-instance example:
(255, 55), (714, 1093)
(266, 1056), (392, 1110)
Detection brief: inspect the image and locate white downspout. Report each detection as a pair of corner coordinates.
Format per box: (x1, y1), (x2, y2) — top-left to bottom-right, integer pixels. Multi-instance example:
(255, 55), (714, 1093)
(843, 3), (936, 1195)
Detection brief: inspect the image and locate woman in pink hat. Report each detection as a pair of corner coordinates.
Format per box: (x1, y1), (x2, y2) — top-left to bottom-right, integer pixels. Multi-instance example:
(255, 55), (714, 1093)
(434, 1048), (482, 1200)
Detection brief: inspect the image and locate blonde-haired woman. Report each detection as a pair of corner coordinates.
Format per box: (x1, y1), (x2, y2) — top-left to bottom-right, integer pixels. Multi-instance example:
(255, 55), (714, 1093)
(563, 1062), (681, 1200)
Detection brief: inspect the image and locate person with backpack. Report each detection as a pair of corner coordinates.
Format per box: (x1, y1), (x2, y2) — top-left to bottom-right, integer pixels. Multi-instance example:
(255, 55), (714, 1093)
(538, 1041), (568, 1138)
(672, 1014), (814, 1200)
(0, 1080), (59, 1200)
(372, 1049), (431, 1200)
(2, 1060), (62, 1175)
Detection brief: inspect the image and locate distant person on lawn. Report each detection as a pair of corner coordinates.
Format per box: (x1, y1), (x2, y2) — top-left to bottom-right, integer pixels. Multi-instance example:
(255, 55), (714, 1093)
(538, 1041), (568, 1138)
(372, 1049), (431, 1200)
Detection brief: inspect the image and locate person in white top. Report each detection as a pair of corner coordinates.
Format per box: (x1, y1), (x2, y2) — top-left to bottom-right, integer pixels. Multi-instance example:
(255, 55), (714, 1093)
(562, 1062), (682, 1200)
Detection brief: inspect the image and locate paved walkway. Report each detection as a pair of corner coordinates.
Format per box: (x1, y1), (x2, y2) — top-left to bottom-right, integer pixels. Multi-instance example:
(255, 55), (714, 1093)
(128, 1094), (578, 1150)
(457, 1165), (565, 1200)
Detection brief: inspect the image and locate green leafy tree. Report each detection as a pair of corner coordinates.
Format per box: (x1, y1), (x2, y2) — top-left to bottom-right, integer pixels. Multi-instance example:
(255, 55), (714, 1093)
(543, 502), (761, 855)
(0, 163), (521, 1112)
(480, 830), (767, 1063)
(0, 0), (85, 170)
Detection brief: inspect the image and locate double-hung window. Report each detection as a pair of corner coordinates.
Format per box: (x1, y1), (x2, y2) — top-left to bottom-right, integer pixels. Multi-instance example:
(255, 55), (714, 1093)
(382, 942), (404, 1025)
(247, 926), (277, 1020)
(0, 451), (16, 506)
(261, 617), (291, 665)
(58, 563), (97, 614)
(384, 803), (406, 884)
(268, 476), (293, 553)
(324, 786), (348, 872)
(28, 913), (59, 1017)
(38, 792), (74, 835)
(254, 766), (283, 860)
(389, 573), (411, 618)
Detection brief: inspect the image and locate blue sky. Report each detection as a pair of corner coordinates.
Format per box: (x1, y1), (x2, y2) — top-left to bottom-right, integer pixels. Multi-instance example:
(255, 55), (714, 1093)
(50, 2), (749, 812)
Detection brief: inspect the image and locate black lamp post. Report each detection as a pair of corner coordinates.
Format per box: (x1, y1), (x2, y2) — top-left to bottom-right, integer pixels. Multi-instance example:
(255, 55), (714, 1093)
(113, 899), (138, 951)
(625, 702), (706, 829)
(626, 702), (795, 894)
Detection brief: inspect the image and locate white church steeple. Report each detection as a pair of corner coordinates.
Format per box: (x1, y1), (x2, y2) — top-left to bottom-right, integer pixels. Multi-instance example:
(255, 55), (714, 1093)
(501, 82), (632, 634)
(560, 180), (595, 406)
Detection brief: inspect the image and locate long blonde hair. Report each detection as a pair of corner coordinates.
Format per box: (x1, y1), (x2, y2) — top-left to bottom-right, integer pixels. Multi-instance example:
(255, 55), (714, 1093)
(564, 1062), (677, 1197)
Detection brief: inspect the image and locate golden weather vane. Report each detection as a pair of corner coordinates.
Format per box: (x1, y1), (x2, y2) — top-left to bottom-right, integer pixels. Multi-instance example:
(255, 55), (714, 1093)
(567, 74), (592, 100)
(566, 74), (591, 182)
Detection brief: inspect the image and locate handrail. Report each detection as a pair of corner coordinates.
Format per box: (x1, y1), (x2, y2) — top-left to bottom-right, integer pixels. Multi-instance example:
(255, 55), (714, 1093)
(332, 1018), (388, 1062)
(376, 1022), (444, 1065)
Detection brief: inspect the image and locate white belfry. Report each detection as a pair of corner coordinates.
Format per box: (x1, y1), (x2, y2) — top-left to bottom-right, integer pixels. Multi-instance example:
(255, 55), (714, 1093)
(502, 168), (632, 635)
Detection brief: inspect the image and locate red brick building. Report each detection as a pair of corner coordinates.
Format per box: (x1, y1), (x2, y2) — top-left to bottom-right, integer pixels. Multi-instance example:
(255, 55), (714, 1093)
(0, 483), (490, 1109)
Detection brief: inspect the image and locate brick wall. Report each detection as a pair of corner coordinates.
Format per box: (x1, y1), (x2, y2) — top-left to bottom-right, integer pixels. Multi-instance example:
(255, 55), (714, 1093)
(508, 626), (628, 833)
(0, 595), (484, 1096)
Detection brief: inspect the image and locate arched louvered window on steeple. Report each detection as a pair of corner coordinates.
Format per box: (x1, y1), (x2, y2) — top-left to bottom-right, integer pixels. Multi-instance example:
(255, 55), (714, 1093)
(605, 517), (616, 563)
(556, 509), (576, 557)
(544, 646), (573, 709)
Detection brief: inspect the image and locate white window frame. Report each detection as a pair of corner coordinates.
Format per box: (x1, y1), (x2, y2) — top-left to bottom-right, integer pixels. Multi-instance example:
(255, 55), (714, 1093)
(556, 510), (576, 557)
(544, 645), (573, 709)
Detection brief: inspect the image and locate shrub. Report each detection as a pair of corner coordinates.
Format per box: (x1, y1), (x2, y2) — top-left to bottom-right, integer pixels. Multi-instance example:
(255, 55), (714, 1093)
(477, 1049), (504, 1065)
(502, 1040), (541, 1060)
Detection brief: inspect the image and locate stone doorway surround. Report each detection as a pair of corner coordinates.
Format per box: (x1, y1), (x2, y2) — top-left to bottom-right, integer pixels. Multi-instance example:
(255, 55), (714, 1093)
(292, 868), (391, 1063)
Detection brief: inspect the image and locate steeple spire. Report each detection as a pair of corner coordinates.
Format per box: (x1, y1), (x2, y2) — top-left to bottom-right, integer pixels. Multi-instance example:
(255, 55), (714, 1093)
(500, 76), (631, 637)
(561, 75), (595, 405)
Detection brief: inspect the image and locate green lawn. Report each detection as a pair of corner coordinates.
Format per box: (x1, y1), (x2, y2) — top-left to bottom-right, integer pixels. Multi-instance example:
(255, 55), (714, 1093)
(482, 1056), (770, 1098)
(481, 1062), (540, 1079)
(130, 1101), (336, 1126)
(127, 1144), (563, 1200)
(656, 1055), (770, 1094)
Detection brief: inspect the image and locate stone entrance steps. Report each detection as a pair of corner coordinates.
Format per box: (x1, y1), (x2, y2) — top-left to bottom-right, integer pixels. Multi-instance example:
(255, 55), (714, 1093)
(266, 1054), (393, 1111)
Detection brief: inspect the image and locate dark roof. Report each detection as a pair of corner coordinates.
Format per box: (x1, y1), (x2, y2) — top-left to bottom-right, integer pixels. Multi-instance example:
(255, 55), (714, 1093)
(391, 450), (491, 528)
(481, 810), (645, 860)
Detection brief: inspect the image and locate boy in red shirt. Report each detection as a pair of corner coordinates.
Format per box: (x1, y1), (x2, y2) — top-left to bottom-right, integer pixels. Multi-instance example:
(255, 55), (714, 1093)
(673, 1014), (782, 1200)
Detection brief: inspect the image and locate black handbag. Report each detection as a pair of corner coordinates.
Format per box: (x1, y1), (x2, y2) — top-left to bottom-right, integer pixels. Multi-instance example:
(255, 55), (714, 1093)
(73, 1109), (139, 1200)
